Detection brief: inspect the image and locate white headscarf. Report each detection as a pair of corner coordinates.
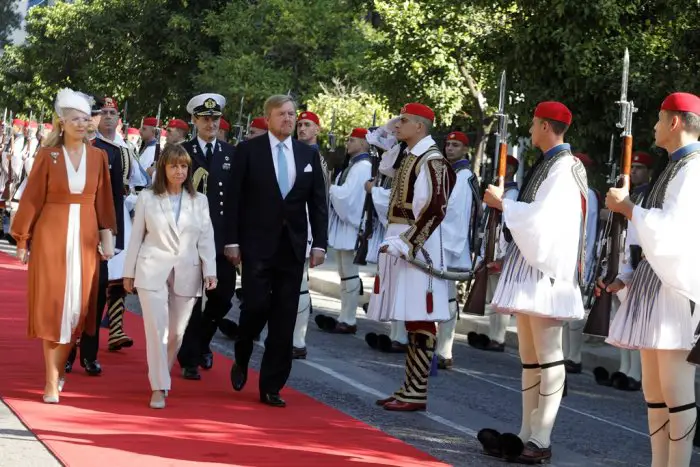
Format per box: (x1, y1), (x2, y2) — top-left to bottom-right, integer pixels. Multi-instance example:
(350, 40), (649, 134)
(54, 88), (92, 117)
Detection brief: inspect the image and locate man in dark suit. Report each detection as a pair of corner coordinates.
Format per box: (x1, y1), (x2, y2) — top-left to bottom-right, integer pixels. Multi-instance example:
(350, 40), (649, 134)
(226, 94), (328, 407)
(176, 93), (238, 380)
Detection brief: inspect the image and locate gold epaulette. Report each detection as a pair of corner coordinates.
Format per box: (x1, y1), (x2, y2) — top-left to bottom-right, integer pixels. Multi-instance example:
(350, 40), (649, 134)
(192, 166), (209, 194)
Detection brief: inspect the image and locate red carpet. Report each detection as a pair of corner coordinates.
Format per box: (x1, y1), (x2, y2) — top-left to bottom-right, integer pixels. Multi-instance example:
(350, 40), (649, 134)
(0, 252), (447, 466)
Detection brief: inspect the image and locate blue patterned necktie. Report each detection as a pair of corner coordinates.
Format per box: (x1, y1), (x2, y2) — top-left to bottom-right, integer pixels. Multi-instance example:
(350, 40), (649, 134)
(277, 142), (289, 197)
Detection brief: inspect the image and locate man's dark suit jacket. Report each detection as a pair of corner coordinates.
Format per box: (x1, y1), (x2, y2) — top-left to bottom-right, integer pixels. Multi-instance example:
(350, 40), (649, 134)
(225, 133), (328, 263)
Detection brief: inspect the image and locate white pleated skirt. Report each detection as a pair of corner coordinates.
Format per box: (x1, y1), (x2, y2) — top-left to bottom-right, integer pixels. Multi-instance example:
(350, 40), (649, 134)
(492, 243), (585, 320)
(607, 260), (699, 350)
(366, 224), (450, 323)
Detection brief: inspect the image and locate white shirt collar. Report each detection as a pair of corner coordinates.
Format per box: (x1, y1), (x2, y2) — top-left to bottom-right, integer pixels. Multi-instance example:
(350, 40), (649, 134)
(408, 135), (436, 156)
(268, 132), (293, 150)
(197, 135), (217, 150)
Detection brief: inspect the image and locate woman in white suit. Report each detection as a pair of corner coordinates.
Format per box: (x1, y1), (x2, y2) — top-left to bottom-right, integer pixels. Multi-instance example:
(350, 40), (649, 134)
(123, 144), (217, 409)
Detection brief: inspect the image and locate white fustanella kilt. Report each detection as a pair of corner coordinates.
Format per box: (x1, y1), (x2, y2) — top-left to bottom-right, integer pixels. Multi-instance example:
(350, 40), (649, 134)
(367, 224), (450, 323)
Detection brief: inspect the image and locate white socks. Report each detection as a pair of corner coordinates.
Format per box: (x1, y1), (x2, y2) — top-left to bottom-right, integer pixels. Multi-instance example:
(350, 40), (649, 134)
(338, 250), (361, 326)
(619, 349), (642, 380)
(436, 300), (458, 359)
(563, 319), (585, 363)
(293, 262), (311, 348)
(390, 321), (408, 345)
(519, 363), (541, 442)
(489, 313), (509, 344)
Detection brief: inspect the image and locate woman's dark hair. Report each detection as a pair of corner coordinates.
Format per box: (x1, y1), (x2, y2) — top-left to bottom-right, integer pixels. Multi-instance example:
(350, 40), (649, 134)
(151, 143), (196, 196)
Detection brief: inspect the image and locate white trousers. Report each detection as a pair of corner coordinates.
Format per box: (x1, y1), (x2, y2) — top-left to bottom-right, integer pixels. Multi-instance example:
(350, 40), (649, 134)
(337, 249), (361, 325)
(437, 281), (458, 359)
(516, 314), (565, 449)
(487, 274), (509, 344)
(642, 349), (696, 467)
(138, 271), (197, 391)
(293, 260), (311, 348)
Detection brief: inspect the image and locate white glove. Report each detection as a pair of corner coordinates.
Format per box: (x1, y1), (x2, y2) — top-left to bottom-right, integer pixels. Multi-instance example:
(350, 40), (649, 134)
(366, 117), (399, 151)
(380, 236), (410, 258)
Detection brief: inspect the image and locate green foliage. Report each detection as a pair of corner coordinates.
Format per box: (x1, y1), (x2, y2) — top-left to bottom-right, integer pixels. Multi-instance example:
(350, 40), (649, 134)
(0, 0), (21, 48)
(199, 0), (372, 121)
(473, 0), (700, 164)
(305, 79), (391, 138)
(0, 0), (228, 121)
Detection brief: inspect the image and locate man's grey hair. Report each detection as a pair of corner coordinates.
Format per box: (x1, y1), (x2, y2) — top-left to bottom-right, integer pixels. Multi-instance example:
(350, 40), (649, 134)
(264, 95), (297, 118)
(413, 115), (433, 134)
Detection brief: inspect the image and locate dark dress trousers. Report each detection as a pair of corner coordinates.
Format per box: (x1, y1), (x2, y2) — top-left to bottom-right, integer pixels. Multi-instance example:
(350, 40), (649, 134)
(226, 133), (328, 395)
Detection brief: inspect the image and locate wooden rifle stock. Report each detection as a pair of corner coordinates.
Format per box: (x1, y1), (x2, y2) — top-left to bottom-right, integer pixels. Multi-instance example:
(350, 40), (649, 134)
(584, 136), (632, 338)
(464, 142), (507, 316)
(687, 320), (700, 365)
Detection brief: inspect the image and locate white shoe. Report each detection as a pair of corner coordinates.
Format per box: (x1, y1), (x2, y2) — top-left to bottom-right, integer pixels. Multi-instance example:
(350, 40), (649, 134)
(43, 395), (59, 404)
(149, 391), (166, 409)
(58, 378), (65, 393)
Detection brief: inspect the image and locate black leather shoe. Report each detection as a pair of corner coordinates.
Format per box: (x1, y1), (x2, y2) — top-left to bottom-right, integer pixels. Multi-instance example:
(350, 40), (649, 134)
(182, 367), (201, 380)
(201, 353), (214, 370)
(230, 364), (247, 391)
(81, 359), (102, 376)
(65, 347), (76, 374)
(292, 347), (307, 359)
(260, 393), (286, 408)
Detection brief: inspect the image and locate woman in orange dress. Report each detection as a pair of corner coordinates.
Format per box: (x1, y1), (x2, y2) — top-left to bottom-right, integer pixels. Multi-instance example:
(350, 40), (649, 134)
(11, 89), (117, 404)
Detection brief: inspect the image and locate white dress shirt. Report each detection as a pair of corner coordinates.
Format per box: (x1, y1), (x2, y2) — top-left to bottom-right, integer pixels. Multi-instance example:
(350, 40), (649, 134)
(268, 132), (296, 191)
(197, 136), (218, 158)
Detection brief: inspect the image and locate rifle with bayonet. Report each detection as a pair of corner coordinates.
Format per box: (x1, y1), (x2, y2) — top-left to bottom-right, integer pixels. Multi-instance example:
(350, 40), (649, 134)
(353, 111), (378, 265)
(122, 101), (131, 143)
(464, 70), (508, 316)
(583, 49), (636, 338)
(583, 134), (616, 309)
(154, 102), (162, 162)
(1, 111), (15, 210)
(232, 96), (245, 144)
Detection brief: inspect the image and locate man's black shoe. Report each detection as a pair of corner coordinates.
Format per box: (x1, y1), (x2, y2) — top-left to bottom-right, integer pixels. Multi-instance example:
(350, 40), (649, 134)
(230, 363), (247, 391)
(260, 393), (286, 408)
(81, 359), (102, 376)
(182, 367), (201, 380)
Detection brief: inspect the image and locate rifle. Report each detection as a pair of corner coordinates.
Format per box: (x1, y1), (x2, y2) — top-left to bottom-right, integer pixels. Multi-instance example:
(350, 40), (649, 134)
(582, 134), (616, 309)
(1, 111), (15, 209)
(154, 102), (162, 162)
(122, 101), (130, 141)
(583, 49), (636, 338)
(233, 96), (245, 144)
(353, 115), (379, 266)
(464, 70), (508, 316)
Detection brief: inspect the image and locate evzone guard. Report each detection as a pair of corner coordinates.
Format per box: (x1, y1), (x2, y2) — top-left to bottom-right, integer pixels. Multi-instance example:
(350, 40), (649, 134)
(436, 131), (478, 369)
(363, 121), (409, 354)
(315, 128), (372, 335)
(478, 101), (588, 463)
(603, 92), (700, 467)
(368, 103), (456, 412)
(468, 155), (519, 352)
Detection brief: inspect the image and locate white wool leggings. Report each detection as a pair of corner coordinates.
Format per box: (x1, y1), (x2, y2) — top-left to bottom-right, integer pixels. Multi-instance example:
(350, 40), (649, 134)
(641, 349), (696, 467)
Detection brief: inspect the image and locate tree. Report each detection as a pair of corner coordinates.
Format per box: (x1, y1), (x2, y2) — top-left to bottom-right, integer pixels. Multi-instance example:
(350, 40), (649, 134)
(363, 0), (512, 179)
(0, 0), (21, 49)
(473, 0), (700, 175)
(198, 0), (372, 121)
(0, 0), (229, 122)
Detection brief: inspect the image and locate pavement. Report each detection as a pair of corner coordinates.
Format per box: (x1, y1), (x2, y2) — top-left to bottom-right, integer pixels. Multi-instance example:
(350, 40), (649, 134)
(310, 249), (700, 394)
(2, 240), (700, 466)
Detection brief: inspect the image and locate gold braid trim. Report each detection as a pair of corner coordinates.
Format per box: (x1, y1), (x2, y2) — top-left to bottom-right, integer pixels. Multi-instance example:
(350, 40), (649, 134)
(192, 166), (209, 194)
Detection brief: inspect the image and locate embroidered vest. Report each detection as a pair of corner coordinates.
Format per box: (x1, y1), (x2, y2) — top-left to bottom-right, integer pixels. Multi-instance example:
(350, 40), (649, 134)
(388, 145), (442, 225)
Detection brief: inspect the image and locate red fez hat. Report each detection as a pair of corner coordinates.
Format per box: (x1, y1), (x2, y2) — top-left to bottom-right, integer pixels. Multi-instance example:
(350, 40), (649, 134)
(632, 151), (653, 168)
(298, 111), (320, 126)
(28, 121), (38, 129)
(401, 102), (435, 122)
(167, 119), (189, 131)
(661, 92), (700, 115)
(574, 152), (594, 168)
(446, 131), (469, 145)
(251, 117), (267, 130)
(102, 97), (118, 111)
(506, 155), (519, 168)
(349, 128), (368, 139)
(534, 101), (572, 125)
(127, 127), (140, 136)
(219, 119), (231, 131)
(44, 123), (53, 131)
(142, 117), (159, 127)
(12, 118), (23, 127)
